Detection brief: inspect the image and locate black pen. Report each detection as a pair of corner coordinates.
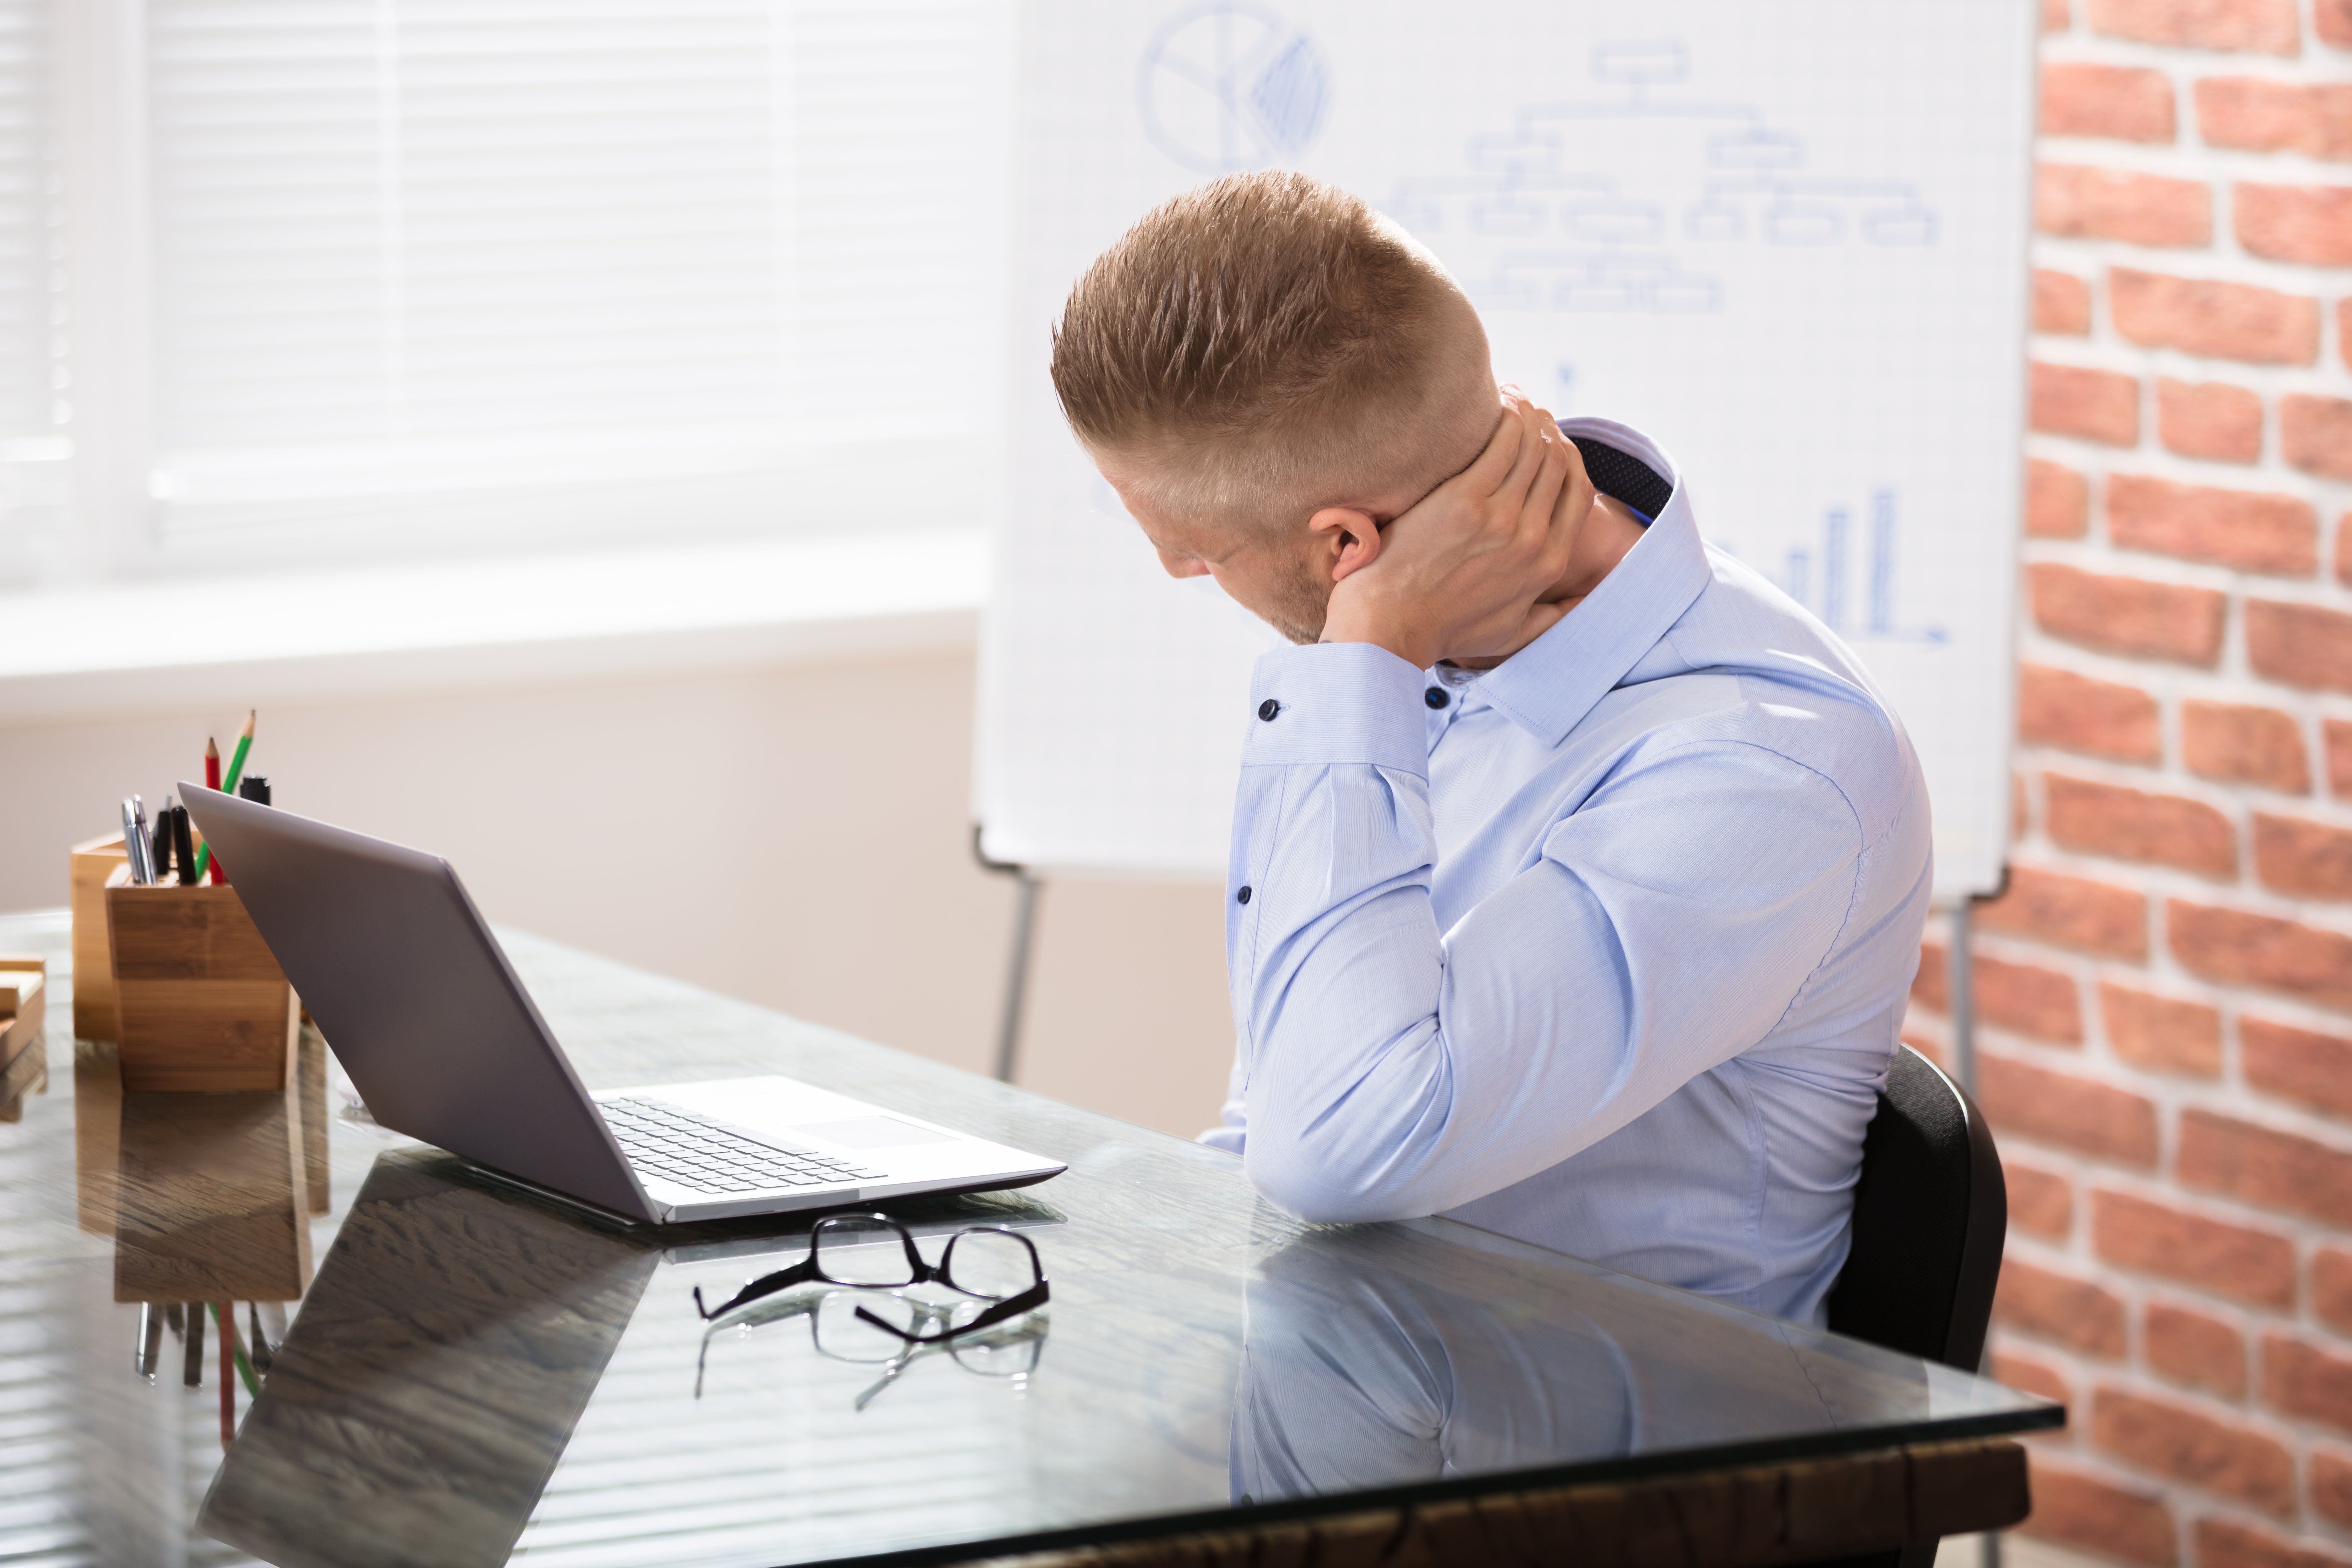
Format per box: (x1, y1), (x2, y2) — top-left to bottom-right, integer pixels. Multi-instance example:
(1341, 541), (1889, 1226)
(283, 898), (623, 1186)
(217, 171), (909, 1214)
(171, 804), (196, 886)
(237, 775), (270, 807)
(182, 1299), (205, 1387)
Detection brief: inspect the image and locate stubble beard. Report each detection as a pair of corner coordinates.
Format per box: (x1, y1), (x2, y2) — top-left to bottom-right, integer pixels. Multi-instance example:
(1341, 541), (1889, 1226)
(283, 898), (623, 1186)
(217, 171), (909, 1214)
(1263, 552), (1333, 646)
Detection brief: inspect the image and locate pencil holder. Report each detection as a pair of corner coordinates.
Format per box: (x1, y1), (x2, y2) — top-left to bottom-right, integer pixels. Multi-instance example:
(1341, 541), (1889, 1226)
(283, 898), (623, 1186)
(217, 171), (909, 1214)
(69, 832), (129, 1041)
(105, 877), (299, 1094)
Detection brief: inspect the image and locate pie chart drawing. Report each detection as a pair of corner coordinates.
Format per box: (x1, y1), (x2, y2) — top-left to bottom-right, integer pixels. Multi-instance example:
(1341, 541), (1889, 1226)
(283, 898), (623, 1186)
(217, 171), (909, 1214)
(1138, 3), (1330, 172)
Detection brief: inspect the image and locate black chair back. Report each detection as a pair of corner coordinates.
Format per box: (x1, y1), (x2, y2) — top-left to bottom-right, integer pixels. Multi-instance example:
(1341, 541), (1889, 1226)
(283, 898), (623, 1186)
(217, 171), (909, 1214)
(1826, 1044), (2008, 1372)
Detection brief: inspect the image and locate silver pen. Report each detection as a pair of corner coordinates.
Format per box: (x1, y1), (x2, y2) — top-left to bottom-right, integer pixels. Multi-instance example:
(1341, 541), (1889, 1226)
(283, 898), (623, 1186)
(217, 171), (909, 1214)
(120, 796), (156, 884)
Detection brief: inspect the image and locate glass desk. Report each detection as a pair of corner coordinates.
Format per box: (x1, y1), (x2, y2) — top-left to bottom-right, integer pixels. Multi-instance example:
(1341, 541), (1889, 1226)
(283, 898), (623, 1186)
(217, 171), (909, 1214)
(0, 910), (2060, 1568)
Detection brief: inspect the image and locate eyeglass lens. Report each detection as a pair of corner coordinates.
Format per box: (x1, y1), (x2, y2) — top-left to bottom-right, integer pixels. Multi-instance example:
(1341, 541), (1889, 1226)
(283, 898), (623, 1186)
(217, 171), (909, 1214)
(813, 1217), (920, 1287)
(939, 1229), (1038, 1300)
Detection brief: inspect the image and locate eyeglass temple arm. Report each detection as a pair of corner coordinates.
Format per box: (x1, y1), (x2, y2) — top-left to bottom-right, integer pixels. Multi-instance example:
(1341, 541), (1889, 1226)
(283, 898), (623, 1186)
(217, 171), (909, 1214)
(854, 1279), (1050, 1345)
(694, 1256), (823, 1321)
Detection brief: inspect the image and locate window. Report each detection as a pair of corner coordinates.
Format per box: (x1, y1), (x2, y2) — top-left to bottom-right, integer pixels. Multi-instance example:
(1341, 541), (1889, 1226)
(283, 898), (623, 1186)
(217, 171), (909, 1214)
(10, 0), (1009, 584)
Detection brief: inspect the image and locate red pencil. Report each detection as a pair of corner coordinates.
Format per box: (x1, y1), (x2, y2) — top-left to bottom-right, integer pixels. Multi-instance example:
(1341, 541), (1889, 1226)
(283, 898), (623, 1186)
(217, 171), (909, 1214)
(204, 738), (223, 882)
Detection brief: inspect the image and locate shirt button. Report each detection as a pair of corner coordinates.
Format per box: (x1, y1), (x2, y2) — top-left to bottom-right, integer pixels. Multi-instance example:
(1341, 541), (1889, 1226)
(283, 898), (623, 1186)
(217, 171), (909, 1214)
(1236, 886), (1252, 904)
(1425, 686), (1449, 710)
(1257, 699), (1279, 721)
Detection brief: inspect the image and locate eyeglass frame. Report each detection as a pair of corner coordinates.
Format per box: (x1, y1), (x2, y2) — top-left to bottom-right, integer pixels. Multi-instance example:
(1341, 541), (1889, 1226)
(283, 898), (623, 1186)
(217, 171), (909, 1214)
(691, 1212), (1050, 1344)
(694, 1286), (1048, 1410)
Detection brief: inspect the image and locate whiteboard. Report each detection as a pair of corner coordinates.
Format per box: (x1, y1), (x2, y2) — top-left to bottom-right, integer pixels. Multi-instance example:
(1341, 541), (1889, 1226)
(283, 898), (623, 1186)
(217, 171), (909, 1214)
(976, 0), (2034, 904)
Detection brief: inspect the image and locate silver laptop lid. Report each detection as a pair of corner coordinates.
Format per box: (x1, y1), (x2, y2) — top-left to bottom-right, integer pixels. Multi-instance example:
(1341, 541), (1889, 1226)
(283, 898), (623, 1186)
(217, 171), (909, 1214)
(181, 785), (656, 1221)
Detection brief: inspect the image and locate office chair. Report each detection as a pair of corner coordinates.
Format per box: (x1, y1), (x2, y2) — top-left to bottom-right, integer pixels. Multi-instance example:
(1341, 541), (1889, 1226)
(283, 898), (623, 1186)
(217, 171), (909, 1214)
(1815, 1043), (2010, 1568)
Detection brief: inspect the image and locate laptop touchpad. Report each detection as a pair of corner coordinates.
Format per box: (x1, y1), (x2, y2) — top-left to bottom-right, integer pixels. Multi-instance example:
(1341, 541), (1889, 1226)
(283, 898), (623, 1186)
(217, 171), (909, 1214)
(788, 1115), (960, 1149)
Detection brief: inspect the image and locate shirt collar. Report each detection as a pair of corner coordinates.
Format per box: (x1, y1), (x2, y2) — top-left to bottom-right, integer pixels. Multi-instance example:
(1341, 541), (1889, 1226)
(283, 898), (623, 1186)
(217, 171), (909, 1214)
(1469, 417), (1713, 748)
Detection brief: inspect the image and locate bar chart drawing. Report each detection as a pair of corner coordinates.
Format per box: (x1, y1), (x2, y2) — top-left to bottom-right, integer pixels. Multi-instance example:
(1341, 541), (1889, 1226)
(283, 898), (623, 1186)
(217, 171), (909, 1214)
(1775, 491), (1946, 644)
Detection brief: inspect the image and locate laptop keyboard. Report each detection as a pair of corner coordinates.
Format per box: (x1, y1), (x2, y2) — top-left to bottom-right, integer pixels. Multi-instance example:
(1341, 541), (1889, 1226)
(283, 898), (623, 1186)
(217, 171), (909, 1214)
(600, 1098), (887, 1195)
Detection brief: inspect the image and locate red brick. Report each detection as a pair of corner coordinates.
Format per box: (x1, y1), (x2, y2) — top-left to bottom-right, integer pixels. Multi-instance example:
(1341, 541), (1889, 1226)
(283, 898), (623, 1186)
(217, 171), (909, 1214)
(2341, 512), (2352, 587)
(2238, 182), (2352, 266)
(2330, 719), (2352, 796)
(2032, 361), (2142, 445)
(1994, 1347), (2072, 1405)
(2181, 1109), (2352, 1225)
(2282, 393), (2352, 481)
(2019, 664), (2163, 763)
(2242, 1014), (2352, 1117)
(2028, 459), (2091, 537)
(2157, 377), (2263, 463)
(2017, 769), (2032, 839)
(2247, 600), (2352, 693)
(2197, 77), (2352, 160)
(1979, 864), (2151, 959)
(2312, 1450), (2352, 1535)
(2326, 0), (2352, 48)
(2183, 701), (2311, 794)
(2344, 299), (2352, 370)
(2092, 1188), (2297, 1306)
(2047, 0), (2073, 27)
(2112, 267), (2321, 365)
(2049, 775), (2236, 878)
(2034, 269), (2093, 336)
(2170, 899), (2352, 1012)
(2019, 1457), (2176, 1567)
(1913, 940), (1948, 1012)
(2316, 1248), (2352, 1334)
(2030, 563), (2226, 664)
(2146, 1302), (2249, 1397)
(1982, 1052), (2161, 1166)
(2087, 0), (2299, 52)
(2196, 1517), (2352, 1568)
(2045, 63), (2178, 142)
(2108, 473), (2319, 575)
(2254, 813), (2352, 899)
(2261, 1332), (2352, 1434)
(2100, 981), (2225, 1073)
(2093, 1387), (2294, 1514)
(2010, 1160), (2077, 1238)
(1996, 1254), (2130, 1354)
(1978, 954), (2087, 1042)
(2040, 163), (2212, 246)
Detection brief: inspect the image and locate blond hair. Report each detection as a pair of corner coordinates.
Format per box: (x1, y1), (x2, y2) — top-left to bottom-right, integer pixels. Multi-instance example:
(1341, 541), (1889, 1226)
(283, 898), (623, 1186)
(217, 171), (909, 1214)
(1050, 171), (1486, 532)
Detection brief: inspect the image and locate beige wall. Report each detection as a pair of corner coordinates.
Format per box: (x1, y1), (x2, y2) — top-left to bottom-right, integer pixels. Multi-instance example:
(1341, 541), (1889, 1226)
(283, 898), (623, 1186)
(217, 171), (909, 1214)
(0, 648), (1236, 1138)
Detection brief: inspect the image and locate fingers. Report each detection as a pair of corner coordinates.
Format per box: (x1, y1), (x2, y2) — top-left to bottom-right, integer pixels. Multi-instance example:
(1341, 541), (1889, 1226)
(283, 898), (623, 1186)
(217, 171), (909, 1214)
(1460, 388), (1528, 495)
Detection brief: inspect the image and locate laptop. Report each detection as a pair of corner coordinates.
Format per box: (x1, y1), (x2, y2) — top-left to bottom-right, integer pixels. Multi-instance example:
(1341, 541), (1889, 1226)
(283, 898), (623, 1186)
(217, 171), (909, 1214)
(181, 787), (1067, 1225)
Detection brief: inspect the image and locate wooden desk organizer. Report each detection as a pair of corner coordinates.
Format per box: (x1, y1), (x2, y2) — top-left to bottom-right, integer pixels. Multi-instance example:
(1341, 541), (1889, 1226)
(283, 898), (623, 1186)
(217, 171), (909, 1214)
(105, 877), (299, 1094)
(70, 832), (129, 1041)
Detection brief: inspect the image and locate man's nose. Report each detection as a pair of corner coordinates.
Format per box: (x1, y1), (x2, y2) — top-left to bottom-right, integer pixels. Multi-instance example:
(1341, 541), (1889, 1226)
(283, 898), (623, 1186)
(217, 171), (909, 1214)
(1157, 549), (1211, 579)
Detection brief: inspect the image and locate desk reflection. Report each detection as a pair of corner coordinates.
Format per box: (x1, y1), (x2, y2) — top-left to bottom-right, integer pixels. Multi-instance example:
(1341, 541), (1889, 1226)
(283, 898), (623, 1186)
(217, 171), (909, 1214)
(199, 1151), (660, 1568)
(1236, 1223), (1930, 1503)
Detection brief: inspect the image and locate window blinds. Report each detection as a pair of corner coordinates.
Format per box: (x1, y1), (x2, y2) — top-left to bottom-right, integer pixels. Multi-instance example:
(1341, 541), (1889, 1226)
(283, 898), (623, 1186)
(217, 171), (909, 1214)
(143, 0), (1004, 549)
(0, 0), (62, 546)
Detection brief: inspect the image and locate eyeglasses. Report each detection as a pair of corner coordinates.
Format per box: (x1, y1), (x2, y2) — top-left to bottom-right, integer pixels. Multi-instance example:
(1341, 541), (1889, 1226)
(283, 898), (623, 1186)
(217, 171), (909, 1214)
(691, 1213), (1050, 1344)
(696, 1287), (1047, 1411)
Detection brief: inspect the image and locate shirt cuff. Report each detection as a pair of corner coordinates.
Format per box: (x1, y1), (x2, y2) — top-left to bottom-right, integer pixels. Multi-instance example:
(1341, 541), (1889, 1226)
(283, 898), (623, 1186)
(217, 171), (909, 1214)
(1243, 641), (1430, 775)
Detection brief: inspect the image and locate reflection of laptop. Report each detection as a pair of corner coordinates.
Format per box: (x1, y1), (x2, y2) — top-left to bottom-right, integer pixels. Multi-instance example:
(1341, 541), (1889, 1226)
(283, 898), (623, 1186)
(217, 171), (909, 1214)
(182, 788), (1067, 1225)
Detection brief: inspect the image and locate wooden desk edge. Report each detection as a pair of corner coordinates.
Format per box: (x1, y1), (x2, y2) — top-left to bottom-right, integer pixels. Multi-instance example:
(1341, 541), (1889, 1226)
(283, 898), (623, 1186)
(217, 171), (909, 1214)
(962, 1437), (2028, 1568)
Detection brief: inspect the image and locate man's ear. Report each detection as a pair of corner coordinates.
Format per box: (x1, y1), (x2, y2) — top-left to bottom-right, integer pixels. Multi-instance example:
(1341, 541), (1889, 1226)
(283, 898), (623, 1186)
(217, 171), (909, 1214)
(1307, 506), (1384, 583)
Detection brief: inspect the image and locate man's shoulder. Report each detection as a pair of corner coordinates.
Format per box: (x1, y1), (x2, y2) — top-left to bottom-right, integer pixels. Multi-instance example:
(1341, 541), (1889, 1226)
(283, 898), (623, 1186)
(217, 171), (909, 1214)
(1593, 547), (1924, 830)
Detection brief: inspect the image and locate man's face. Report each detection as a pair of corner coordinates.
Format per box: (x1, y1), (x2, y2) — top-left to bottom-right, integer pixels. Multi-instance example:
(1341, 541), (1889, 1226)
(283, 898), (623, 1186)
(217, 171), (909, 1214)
(1103, 477), (1343, 646)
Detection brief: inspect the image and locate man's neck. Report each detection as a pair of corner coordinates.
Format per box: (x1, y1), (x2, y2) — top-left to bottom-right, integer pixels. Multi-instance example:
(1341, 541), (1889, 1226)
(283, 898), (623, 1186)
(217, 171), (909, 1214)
(1448, 493), (1649, 671)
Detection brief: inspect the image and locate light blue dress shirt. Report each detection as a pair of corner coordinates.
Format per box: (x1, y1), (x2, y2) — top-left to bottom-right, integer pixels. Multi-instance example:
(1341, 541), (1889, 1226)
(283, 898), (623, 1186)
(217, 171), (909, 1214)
(1201, 417), (1932, 1327)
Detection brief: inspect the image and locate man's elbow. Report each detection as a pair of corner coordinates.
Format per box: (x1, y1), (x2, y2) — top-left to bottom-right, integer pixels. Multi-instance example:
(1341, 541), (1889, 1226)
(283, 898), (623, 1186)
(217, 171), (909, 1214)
(1241, 1127), (1436, 1225)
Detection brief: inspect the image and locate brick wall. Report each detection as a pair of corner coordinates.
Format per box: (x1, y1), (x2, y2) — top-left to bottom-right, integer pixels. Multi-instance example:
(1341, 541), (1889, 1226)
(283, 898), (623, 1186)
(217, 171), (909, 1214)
(1899, 3), (2352, 1565)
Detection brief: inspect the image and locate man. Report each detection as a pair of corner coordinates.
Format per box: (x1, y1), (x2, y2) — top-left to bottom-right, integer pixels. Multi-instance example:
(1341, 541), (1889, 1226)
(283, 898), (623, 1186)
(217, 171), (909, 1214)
(1050, 171), (1930, 1326)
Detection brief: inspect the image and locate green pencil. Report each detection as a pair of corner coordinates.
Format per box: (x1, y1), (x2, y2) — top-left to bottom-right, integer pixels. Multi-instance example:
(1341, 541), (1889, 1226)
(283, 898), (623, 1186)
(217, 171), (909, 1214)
(189, 710), (255, 883)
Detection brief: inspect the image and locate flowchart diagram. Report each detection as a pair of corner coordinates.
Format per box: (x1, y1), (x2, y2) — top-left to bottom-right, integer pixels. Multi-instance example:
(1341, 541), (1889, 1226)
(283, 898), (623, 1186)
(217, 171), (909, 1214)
(1388, 39), (1939, 314)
